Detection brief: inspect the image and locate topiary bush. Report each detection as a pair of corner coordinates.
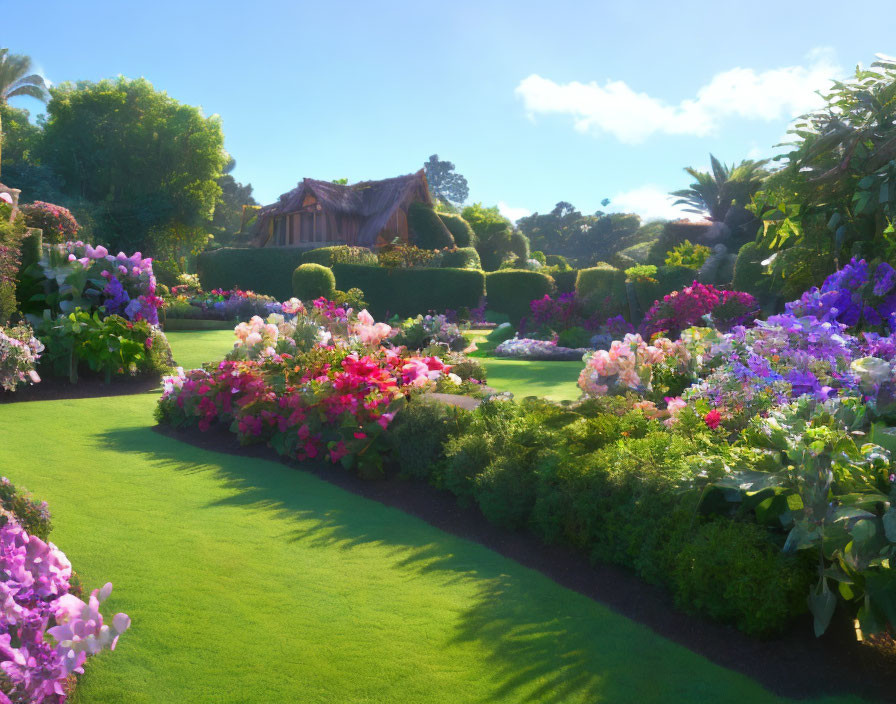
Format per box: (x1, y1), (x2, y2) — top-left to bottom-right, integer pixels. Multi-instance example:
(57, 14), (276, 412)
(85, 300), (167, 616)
(440, 247), (481, 269)
(292, 263), (336, 300)
(545, 254), (571, 269)
(438, 212), (475, 248)
(302, 245), (377, 267)
(508, 231), (530, 262)
(575, 263), (627, 317)
(732, 241), (771, 296)
(198, 247), (306, 300)
(408, 202), (455, 250)
(331, 263), (485, 318)
(485, 269), (555, 324)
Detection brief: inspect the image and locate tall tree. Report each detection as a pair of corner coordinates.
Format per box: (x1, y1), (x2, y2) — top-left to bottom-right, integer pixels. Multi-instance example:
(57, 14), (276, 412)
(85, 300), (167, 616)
(424, 154), (469, 206)
(211, 157), (257, 236)
(39, 77), (227, 251)
(670, 155), (767, 221)
(0, 49), (49, 180)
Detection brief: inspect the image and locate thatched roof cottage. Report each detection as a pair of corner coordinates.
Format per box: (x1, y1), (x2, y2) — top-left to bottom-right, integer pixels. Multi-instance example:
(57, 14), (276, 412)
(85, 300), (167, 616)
(252, 170), (433, 248)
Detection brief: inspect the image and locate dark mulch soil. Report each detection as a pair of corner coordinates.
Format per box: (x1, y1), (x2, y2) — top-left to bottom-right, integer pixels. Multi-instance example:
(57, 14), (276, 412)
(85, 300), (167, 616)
(0, 376), (160, 404)
(155, 423), (896, 703)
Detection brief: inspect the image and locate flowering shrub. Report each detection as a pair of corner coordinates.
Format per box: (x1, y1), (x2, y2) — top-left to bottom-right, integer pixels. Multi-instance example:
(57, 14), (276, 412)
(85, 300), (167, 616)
(578, 334), (691, 398)
(24, 242), (162, 326)
(519, 293), (600, 339)
(164, 287), (281, 321)
(785, 257), (896, 331)
(377, 244), (442, 269)
(664, 240), (711, 269)
(20, 201), (80, 244)
(0, 325), (43, 391)
(494, 336), (588, 361)
(641, 281), (757, 338)
(391, 313), (467, 352)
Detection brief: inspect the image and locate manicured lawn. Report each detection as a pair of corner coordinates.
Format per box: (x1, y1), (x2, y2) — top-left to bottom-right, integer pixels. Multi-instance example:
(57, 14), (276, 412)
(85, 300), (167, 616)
(165, 329), (236, 370)
(0, 330), (871, 703)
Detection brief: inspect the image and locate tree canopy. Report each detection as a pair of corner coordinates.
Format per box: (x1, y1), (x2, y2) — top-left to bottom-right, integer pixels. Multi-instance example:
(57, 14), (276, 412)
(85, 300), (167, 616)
(424, 154), (469, 206)
(38, 77), (227, 251)
(461, 202), (513, 271)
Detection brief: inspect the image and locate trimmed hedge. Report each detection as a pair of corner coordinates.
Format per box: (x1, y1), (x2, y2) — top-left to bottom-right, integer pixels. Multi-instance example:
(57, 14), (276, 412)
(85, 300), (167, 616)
(292, 263), (336, 300)
(408, 202), (455, 250)
(552, 269), (578, 293)
(486, 269), (554, 324)
(576, 263), (627, 317)
(198, 247), (306, 300)
(301, 245), (377, 267)
(438, 213), (475, 248)
(331, 263), (485, 318)
(545, 254), (571, 269)
(509, 231), (530, 262)
(440, 247), (482, 270)
(732, 242), (770, 296)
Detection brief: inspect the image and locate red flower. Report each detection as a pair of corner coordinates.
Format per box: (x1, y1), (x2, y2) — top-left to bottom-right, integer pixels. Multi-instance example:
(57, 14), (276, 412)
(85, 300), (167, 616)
(704, 410), (722, 429)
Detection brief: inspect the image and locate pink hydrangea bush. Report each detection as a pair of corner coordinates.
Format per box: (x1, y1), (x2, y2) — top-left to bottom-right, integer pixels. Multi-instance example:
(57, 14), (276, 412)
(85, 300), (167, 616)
(0, 513), (129, 703)
(641, 281), (757, 339)
(20, 202), (80, 244)
(0, 325), (43, 391)
(578, 333), (691, 397)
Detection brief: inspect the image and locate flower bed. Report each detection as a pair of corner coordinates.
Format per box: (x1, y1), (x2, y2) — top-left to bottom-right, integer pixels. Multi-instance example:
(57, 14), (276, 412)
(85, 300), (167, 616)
(495, 336), (589, 361)
(163, 287), (281, 322)
(0, 477), (129, 702)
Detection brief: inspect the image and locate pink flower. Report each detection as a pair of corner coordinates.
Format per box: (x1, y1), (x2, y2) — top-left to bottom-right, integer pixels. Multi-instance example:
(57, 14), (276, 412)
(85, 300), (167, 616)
(704, 410), (722, 429)
(0, 192), (12, 204)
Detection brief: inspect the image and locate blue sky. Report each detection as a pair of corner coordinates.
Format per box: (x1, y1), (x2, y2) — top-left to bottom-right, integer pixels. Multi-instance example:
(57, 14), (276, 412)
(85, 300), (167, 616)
(4, 0), (895, 221)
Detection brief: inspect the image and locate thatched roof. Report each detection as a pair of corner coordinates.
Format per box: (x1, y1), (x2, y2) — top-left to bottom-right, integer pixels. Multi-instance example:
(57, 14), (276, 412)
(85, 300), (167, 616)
(253, 169), (431, 246)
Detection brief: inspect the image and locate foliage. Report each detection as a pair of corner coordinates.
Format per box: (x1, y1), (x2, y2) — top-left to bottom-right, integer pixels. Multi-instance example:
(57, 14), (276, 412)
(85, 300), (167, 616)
(556, 326), (593, 349)
(163, 286), (281, 321)
(21, 241), (163, 326)
(292, 263), (336, 301)
(575, 263), (627, 317)
(671, 155), (767, 221)
(0, 204), (25, 324)
(423, 154), (469, 206)
(20, 200), (79, 244)
(407, 201), (455, 250)
(198, 246), (306, 300)
(485, 269), (554, 324)
(641, 281), (757, 338)
(0, 48), (49, 180)
(0, 476), (52, 540)
(330, 263), (486, 319)
(508, 231), (530, 263)
(624, 264), (657, 283)
(391, 313), (468, 352)
(37, 309), (171, 383)
(437, 212), (475, 247)
(439, 246), (481, 269)
(664, 240), (711, 269)
(376, 243), (442, 269)
(211, 157), (257, 237)
(750, 56), (896, 294)
(461, 203), (513, 271)
(39, 77), (226, 251)
(0, 323), (43, 391)
(301, 245), (376, 267)
(731, 241), (772, 297)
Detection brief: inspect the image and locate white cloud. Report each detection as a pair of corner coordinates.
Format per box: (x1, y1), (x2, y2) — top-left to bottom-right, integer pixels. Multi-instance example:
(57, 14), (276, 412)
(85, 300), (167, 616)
(515, 48), (841, 143)
(498, 201), (532, 223)
(607, 186), (704, 222)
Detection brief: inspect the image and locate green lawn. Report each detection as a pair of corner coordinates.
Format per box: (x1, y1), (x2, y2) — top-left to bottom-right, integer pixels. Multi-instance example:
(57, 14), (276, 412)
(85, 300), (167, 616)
(0, 330), (871, 703)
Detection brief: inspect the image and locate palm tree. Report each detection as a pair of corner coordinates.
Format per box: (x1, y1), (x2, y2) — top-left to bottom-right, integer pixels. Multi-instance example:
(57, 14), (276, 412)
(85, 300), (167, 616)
(671, 154), (768, 221)
(0, 48), (49, 180)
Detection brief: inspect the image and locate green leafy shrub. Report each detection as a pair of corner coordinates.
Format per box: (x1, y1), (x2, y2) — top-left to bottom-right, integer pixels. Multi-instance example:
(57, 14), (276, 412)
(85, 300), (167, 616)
(377, 243), (442, 269)
(302, 246), (377, 267)
(0, 205), (26, 325)
(556, 326), (591, 348)
(331, 263), (486, 318)
(530, 250), (546, 265)
(198, 247), (306, 300)
(672, 520), (812, 636)
(292, 263), (336, 300)
(551, 269), (578, 293)
(487, 324), (515, 343)
(655, 265), (698, 298)
(438, 212), (475, 248)
(624, 264), (658, 283)
(388, 399), (462, 480)
(408, 201), (455, 250)
(0, 476), (52, 540)
(665, 239), (712, 269)
(545, 254), (571, 269)
(440, 247), (481, 269)
(575, 263), (626, 316)
(448, 358), (487, 383)
(333, 287), (367, 310)
(508, 231), (530, 262)
(485, 269), (554, 324)
(731, 241), (771, 296)
(152, 258), (182, 288)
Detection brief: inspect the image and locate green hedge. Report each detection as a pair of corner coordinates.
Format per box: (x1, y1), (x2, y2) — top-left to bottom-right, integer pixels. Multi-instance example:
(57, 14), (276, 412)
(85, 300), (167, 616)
(732, 242), (770, 296)
(544, 254), (570, 269)
(576, 263), (627, 317)
(552, 269), (578, 293)
(485, 269), (554, 324)
(301, 245), (377, 267)
(438, 213), (475, 248)
(197, 247), (306, 300)
(292, 263), (336, 300)
(408, 202), (454, 250)
(331, 263), (485, 318)
(440, 247), (481, 269)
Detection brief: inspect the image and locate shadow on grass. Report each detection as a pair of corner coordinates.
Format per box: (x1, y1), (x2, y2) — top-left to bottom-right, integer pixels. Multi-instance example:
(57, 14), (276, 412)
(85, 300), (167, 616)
(96, 425), (730, 704)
